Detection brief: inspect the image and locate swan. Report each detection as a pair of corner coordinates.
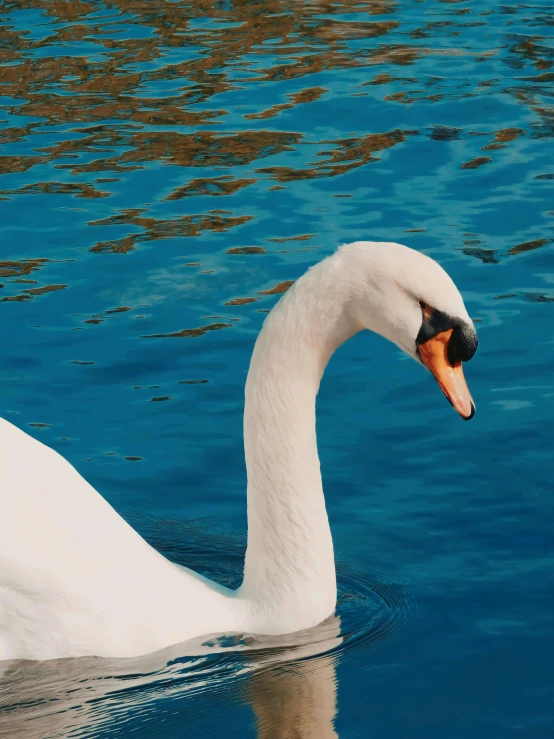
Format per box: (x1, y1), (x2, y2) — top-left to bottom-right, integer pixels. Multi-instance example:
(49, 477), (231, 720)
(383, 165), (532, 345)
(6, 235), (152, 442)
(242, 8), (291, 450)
(0, 241), (477, 661)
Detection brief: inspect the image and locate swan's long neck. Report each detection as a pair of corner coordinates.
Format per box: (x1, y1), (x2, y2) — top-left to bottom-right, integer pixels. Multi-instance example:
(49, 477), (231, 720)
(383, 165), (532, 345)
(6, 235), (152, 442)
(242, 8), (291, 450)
(240, 256), (359, 631)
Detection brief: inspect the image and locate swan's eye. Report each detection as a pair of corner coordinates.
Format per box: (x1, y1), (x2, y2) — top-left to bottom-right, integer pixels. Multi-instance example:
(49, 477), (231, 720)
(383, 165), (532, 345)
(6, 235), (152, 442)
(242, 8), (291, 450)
(418, 300), (427, 310)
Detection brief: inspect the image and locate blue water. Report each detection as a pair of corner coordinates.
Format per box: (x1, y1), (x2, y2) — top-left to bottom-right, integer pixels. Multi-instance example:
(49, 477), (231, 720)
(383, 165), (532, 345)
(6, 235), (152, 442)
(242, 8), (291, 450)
(1, 0), (553, 736)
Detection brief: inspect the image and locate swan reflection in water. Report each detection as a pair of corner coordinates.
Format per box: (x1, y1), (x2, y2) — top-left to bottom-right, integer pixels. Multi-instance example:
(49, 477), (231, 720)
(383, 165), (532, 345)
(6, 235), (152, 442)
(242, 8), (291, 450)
(250, 653), (338, 739)
(0, 616), (341, 738)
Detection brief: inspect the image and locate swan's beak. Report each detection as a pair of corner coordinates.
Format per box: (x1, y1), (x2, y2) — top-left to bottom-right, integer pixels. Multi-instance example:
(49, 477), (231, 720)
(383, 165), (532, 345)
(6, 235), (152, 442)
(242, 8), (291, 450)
(417, 329), (475, 420)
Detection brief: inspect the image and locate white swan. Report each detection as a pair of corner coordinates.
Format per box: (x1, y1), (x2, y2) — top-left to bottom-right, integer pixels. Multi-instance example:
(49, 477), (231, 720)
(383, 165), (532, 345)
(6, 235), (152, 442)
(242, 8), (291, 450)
(0, 241), (477, 661)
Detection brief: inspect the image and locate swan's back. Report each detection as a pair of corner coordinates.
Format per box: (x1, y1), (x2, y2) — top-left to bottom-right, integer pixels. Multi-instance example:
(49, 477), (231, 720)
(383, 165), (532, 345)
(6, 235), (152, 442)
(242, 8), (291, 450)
(0, 419), (234, 660)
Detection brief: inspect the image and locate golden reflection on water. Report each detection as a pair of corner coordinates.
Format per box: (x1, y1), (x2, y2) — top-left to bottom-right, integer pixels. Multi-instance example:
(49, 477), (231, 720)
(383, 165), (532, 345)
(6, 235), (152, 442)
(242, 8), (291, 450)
(89, 209), (254, 254)
(144, 321), (233, 339)
(250, 655), (338, 739)
(1, 0), (552, 308)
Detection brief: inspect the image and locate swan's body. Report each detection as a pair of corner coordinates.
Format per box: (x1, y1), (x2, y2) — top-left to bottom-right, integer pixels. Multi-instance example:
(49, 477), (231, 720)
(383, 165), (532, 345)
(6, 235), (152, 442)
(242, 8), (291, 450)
(0, 242), (477, 661)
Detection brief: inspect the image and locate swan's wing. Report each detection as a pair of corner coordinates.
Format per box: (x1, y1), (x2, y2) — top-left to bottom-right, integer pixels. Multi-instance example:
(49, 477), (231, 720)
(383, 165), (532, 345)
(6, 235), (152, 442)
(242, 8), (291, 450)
(1, 417), (164, 586)
(0, 418), (168, 657)
(0, 418), (234, 659)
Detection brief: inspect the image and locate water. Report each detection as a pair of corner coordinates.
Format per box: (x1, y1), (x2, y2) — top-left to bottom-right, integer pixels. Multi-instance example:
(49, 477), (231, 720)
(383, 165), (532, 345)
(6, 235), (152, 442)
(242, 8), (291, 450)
(0, 0), (553, 736)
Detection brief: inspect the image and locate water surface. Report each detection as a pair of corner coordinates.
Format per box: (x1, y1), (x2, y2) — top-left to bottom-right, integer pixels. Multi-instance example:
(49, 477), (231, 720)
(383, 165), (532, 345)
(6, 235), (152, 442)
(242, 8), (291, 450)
(1, 0), (553, 736)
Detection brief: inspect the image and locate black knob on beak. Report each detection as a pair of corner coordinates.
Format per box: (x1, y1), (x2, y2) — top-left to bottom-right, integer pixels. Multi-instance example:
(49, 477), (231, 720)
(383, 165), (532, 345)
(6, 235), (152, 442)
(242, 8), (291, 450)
(447, 323), (478, 365)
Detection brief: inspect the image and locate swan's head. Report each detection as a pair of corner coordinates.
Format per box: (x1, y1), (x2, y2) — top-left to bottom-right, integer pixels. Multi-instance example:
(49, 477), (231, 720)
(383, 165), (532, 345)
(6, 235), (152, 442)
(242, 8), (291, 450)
(342, 241), (478, 420)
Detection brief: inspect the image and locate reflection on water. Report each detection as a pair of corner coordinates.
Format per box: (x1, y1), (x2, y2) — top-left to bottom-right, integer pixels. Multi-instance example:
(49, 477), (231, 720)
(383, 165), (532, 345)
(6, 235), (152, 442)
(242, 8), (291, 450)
(1, 0), (554, 736)
(250, 655), (338, 739)
(1, 0), (552, 273)
(0, 583), (341, 739)
(1, 0), (552, 319)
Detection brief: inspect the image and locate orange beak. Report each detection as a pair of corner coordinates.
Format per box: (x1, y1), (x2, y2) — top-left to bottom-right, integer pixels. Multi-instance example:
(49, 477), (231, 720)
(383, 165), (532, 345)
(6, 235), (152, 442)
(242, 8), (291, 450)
(417, 329), (475, 420)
